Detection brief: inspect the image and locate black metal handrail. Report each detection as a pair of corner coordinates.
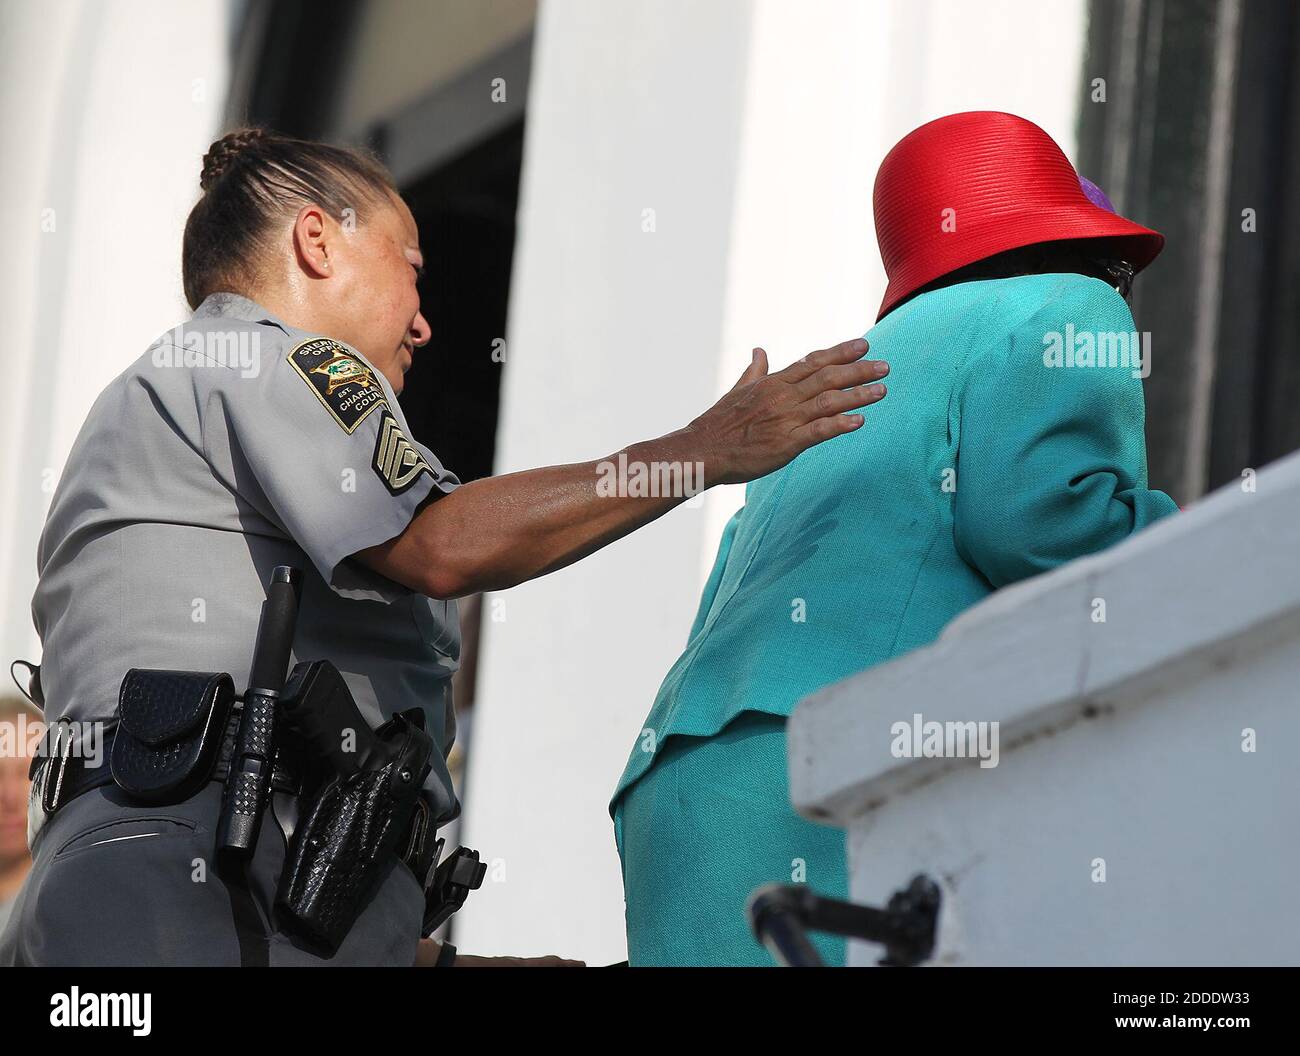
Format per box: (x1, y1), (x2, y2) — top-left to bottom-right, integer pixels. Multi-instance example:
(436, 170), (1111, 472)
(747, 874), (942, 967)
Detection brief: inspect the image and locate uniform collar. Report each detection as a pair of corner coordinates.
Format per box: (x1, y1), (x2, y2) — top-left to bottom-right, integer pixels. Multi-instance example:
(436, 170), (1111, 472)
(192, 292), (290, 335)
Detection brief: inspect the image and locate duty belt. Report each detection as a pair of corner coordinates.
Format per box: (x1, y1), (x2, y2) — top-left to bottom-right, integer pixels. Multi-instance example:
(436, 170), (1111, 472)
(27, 708), (303, 843)
(26, 708), (450, 923)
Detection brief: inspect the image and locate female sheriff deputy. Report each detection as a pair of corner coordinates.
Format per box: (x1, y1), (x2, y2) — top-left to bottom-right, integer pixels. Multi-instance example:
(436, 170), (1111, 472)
(0, 128), (889, 967)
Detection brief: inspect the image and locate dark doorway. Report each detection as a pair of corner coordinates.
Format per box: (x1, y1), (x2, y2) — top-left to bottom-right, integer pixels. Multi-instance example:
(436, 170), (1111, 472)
(393, 122), (527, 829)
(396, 120), (523, 484)
(1078, 0), (1300, 502)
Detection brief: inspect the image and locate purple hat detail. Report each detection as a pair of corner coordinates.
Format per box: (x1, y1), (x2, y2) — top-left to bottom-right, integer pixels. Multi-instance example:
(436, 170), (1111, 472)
(1078, 175), (1116, 214)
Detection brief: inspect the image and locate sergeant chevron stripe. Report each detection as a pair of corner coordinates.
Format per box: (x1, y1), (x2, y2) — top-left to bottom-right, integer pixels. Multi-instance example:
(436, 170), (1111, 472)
(372, 409), (432, 495)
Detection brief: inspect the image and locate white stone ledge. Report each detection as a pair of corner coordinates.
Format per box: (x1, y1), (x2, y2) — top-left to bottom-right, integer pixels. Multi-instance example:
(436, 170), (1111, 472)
(789, 450), (1300, 828)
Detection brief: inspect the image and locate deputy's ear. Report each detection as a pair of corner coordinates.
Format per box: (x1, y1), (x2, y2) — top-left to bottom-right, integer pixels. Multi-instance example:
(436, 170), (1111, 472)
(293, 204), (332, 279)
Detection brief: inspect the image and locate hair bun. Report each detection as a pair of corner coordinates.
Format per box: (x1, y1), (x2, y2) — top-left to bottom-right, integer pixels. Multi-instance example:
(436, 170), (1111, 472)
(200, 127), (268, 191)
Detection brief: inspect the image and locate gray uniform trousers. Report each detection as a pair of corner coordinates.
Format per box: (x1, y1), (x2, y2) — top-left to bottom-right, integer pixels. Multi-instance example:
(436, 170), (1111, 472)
(0, 780), (425, 966)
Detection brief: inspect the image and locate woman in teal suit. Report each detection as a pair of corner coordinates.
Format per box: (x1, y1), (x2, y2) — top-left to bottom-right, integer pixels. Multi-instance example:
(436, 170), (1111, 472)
(610, 112), (1180, 966)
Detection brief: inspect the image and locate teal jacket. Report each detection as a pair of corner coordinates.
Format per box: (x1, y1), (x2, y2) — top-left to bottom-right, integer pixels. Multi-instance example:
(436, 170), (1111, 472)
(611, 272), (1178, 810)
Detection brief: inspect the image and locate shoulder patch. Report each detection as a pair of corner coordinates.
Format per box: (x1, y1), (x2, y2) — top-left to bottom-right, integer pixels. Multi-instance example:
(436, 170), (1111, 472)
(373, 408), (433, 495)
(287, 337), (388, 433)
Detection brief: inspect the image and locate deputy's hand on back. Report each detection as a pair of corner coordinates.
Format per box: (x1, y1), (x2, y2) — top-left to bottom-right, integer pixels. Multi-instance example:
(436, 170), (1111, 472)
(685, 338), (888, 486)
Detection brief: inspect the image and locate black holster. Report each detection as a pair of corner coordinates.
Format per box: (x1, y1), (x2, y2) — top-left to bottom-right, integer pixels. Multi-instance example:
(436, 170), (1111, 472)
(273, 659), (435, 953)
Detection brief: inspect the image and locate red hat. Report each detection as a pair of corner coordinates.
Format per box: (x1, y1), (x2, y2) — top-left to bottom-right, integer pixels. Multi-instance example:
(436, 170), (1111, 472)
(872, 111), (1164, 319)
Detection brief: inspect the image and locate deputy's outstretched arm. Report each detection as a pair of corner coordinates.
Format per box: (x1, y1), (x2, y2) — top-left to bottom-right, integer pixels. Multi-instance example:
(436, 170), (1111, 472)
(357, 339), (888, 599)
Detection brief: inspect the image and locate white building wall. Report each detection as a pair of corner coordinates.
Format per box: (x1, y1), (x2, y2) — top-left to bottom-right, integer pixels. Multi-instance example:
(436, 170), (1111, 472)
(462, 0), (1086, 963)
(457, 0), (759, 963)
(0, 0), (232, 677)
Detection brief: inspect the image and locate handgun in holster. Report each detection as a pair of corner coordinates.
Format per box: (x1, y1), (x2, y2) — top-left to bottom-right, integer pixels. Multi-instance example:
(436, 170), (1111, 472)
(272, 657), (483, 952)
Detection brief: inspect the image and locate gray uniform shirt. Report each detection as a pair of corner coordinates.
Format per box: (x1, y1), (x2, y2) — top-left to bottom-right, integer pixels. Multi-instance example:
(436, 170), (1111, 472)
(33, 293), (463, 823)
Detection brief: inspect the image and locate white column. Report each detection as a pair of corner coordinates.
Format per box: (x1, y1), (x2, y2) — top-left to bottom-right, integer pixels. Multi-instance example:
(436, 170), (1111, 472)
(457, 0), (758, 963)
(0, 0), (232, 673)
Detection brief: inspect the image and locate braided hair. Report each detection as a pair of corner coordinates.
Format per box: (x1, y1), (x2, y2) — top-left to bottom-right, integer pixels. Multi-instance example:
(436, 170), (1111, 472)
(182, 127), (397, 309)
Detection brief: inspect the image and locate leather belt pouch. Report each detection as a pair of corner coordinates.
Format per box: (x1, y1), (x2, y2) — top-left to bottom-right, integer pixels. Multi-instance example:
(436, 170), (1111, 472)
(111, 669), (235, 804)
(275, 679), (434, 953)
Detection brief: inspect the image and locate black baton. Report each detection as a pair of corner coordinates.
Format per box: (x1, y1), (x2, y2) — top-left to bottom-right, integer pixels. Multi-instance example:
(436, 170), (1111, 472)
(217, 565), (302, 857)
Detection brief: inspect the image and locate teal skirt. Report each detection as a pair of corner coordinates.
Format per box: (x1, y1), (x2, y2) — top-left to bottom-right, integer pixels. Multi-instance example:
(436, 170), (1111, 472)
(613, 711), (847, 967)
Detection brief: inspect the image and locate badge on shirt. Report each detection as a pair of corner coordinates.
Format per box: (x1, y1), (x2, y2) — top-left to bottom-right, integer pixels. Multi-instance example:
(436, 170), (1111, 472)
(287, 337), (387, 434)
(373, 408), (433, 495)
